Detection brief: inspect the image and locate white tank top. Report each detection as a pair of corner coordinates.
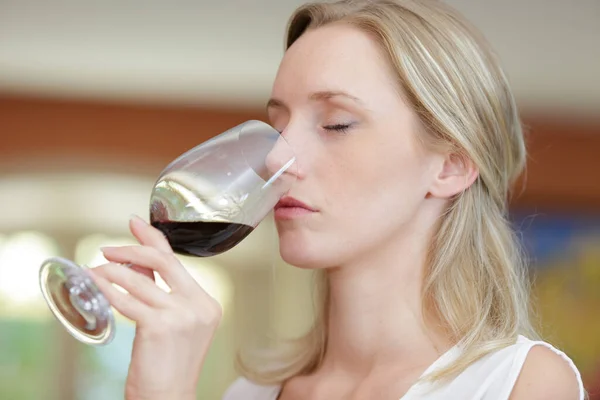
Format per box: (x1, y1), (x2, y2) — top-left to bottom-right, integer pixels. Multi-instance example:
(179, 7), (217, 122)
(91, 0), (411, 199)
(222, 335), (584, 399)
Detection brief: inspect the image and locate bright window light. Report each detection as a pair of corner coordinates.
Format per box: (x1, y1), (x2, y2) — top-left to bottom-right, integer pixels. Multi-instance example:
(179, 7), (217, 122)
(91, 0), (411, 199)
(0, 231), (61, 311)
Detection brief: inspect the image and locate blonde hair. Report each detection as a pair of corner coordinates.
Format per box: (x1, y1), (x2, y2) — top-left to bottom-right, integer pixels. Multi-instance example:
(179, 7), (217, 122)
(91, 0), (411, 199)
(237, 0), (538, 385)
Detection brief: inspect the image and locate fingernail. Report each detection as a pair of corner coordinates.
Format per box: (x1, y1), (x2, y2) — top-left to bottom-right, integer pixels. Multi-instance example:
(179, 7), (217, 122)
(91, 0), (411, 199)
(130, 214), (147, 225)
(100, 246), (114, 252)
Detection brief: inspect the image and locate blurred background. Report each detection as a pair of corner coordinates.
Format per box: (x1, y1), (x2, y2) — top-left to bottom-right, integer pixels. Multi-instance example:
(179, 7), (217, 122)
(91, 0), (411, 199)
(0, 0), (599, 399)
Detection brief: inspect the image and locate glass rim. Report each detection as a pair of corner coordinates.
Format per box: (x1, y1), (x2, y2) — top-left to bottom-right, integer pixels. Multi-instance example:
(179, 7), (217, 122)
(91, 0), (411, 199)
(154, 119), (296, 187)
(238, 120), (296, 187)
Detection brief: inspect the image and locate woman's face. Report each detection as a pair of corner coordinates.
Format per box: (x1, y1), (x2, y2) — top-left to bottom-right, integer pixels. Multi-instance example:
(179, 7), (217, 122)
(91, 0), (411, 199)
(268, 23), (444, 269)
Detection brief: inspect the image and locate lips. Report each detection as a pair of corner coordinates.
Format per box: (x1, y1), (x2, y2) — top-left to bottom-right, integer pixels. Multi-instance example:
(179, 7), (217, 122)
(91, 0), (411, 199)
(274, 196), (317, 220)
(275, 196), (317, 211)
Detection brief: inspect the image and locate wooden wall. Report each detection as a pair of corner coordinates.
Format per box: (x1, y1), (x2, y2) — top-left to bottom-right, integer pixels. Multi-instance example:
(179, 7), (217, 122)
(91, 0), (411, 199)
(1, 94), (599, 213)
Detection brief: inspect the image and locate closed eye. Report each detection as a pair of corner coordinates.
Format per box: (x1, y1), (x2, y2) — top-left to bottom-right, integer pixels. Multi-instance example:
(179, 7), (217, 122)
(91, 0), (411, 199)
(323, 123), (352, 134)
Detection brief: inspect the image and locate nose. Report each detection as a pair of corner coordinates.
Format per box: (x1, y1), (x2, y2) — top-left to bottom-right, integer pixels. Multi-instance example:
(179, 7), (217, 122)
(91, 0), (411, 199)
(266, 119), (317, 181)
(265, 133), (298, 183)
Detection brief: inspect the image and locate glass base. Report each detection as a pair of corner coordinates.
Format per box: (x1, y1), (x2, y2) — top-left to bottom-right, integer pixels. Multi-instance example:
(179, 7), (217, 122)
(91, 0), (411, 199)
(39, 257), (115, 346)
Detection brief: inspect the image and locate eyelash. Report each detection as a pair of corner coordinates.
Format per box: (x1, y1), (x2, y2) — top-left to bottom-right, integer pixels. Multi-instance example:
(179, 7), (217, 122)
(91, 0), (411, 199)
(323, 123), (352, 134)
(275, 123), (353, 135)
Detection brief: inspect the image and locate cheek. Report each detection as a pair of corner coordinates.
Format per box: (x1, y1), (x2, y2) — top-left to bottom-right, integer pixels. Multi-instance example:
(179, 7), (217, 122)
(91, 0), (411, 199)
(338, 143), (428, 203)
(326, 139), (432, 235)
(276, 145), (430, 268)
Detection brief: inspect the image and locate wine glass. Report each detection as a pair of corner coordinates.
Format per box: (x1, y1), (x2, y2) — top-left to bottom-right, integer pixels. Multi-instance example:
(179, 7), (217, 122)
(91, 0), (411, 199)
(39, 120), (296, 346)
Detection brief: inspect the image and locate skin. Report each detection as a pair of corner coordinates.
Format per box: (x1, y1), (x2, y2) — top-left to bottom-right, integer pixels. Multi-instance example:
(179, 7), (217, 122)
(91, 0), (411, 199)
(90, 23), (580, 400)
(268, 22), (472, 400)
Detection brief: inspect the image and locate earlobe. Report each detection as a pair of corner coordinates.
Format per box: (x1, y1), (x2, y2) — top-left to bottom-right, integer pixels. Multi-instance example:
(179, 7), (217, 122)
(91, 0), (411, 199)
(428, 153), (479, 199)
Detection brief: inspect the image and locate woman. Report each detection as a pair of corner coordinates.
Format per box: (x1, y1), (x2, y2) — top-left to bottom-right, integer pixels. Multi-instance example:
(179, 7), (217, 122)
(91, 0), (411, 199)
(90, 0), (585, 399)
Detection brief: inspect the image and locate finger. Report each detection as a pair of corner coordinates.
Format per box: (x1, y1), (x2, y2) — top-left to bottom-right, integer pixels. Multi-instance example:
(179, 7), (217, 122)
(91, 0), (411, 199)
(92, 263), (171, 307)
(130, 264), (155, 282)
(129, 214), (173, 254)
(87, 269), (151, 322)
(100, 245), (191, 291)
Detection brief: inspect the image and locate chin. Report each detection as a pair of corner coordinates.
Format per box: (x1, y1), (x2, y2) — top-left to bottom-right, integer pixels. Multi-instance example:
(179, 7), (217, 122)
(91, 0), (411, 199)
(276, 229), (331, 269)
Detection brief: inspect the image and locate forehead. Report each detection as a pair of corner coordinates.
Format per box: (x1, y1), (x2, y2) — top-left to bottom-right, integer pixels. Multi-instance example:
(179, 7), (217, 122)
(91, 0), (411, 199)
(272, 24), (399, 103)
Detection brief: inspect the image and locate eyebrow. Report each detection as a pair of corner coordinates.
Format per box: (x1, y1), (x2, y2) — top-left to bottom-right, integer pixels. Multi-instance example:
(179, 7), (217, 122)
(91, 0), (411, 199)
(266, 90), (366, 111)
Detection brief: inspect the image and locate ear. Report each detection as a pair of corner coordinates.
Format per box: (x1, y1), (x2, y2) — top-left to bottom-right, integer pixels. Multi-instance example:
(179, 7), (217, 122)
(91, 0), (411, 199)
(427, 152), (479, 199)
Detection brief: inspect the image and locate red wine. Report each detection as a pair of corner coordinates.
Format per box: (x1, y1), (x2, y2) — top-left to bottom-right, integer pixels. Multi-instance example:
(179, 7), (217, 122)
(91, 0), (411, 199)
(151, 220), (254, 257)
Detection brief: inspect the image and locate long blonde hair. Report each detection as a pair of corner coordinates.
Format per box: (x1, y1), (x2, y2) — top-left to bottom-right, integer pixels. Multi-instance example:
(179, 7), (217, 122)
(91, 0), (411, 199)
(237, 0), (538, 384)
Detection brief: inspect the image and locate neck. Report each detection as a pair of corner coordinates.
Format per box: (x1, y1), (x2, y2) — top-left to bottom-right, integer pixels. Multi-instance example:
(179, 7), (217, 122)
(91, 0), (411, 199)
(321, 216), (451, 377)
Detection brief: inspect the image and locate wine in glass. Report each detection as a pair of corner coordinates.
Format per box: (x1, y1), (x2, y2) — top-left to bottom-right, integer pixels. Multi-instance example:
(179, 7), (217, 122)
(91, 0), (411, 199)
(39, 120), (296, 346)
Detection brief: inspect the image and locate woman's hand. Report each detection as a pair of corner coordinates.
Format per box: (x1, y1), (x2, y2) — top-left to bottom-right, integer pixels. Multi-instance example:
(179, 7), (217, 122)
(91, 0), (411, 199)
(88, 215), (223, 400)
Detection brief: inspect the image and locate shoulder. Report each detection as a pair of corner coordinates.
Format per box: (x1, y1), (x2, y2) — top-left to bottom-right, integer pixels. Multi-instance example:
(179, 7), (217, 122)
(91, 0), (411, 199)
(222, 377), (281, 400)
(508, 340), (584, 400)
(425, 335), (585, 400)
